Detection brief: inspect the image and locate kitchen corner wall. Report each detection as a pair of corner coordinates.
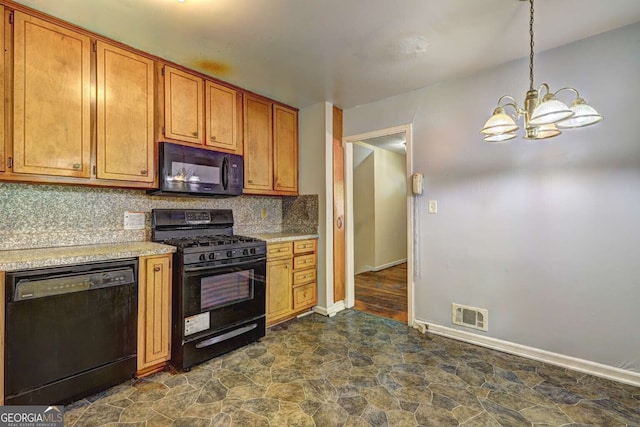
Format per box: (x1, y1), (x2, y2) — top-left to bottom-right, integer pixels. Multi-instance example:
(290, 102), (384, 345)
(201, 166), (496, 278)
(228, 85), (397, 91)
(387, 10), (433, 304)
(0, 183), (318, 250)
(344, 22), (640, 376)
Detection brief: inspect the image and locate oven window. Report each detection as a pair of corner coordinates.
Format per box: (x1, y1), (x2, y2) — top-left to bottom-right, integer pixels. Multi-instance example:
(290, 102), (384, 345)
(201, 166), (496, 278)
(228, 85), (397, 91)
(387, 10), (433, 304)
(201, 270), (254, 311)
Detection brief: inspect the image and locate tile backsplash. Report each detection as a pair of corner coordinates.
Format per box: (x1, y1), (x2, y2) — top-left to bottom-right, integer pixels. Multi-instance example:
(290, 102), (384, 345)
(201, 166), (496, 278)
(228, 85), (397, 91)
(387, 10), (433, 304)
(0, 183), (318, 250)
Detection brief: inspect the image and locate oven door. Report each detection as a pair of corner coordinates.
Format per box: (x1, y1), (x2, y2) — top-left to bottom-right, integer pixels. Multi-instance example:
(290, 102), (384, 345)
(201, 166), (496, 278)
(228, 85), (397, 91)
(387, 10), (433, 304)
(182, 257), (265, 341)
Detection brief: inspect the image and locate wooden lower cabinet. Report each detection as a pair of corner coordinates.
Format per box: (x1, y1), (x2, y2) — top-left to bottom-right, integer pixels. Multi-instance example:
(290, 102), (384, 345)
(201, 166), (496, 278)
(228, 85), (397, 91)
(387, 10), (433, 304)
(266, 242), (293, 326)
(266, 239), (317, 327)
(292, 239), (317, 312)
(137, 254), (172, 376)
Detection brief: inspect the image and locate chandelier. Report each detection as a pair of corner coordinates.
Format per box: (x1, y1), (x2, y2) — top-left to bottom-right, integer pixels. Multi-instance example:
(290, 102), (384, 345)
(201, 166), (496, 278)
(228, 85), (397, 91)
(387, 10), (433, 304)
(481, 0), (603, 142)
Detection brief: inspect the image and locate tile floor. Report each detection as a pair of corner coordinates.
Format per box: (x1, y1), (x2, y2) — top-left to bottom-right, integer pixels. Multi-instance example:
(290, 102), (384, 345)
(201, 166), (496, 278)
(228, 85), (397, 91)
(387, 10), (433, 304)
(65, 310), (640, 426)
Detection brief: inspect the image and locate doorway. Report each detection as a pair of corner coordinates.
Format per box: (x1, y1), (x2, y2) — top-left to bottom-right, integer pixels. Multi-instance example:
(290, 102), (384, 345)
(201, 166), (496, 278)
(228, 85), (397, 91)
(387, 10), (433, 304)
(344, 124), (414, 325)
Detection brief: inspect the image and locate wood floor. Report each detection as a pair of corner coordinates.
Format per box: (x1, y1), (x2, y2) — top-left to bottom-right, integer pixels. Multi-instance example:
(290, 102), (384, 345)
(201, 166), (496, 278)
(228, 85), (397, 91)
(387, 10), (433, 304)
(354, 263), (407, 322)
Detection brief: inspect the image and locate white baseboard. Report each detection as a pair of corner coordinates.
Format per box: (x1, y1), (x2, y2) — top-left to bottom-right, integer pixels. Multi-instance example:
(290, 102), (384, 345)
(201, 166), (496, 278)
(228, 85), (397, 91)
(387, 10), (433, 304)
(370, 258), (408, 272)
(313, 300), (346, 317)
(415, 320), (640, 388)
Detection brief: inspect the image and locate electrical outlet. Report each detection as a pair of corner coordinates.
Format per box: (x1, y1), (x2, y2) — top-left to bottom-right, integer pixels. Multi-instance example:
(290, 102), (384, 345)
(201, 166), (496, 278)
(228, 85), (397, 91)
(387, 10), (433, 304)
(428, 200), (438, 214)
(123, 211), (145, 230)
(260, 208), (267, 220)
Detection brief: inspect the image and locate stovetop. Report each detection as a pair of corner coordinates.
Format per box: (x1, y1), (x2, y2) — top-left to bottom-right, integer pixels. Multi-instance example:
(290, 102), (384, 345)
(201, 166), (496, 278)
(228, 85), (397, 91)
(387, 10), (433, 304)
(151, 209), (267, 265)
(159, 234), (266, 265)
(162, 235), (263, 251)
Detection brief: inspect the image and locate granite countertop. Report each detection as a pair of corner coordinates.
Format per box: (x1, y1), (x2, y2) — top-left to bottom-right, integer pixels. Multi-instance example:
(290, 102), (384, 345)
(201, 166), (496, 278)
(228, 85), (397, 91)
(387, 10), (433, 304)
(248, 232), (319, 243)
(0, 242), (176, 272)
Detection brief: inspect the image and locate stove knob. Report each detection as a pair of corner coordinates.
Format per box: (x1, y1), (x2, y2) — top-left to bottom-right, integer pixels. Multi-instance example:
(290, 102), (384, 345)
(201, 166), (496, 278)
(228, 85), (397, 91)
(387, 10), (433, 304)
(226, 250), (233, 258)
(242, 249), (249, 256)
(209, 253), (216, 260)
(199, 254), (206, 261)
(250, 248), (256, 255)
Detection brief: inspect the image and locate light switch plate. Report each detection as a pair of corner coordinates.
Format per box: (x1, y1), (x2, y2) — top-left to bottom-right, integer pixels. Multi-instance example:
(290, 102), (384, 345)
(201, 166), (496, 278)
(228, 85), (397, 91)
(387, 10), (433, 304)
(428, 200), (438, 214)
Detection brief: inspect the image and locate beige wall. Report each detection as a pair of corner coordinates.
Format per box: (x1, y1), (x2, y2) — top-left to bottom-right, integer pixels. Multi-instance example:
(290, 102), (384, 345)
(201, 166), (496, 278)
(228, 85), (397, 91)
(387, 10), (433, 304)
(352, 142), (407, 273)
(373, 145), (407, 268)
(298, 102), (329, 307)
(353, 144), (375, 274)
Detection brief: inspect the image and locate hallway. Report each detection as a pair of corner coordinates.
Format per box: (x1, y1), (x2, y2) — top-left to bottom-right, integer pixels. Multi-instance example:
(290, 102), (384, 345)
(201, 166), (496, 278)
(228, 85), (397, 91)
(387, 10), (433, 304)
(354, 263), (407, 322)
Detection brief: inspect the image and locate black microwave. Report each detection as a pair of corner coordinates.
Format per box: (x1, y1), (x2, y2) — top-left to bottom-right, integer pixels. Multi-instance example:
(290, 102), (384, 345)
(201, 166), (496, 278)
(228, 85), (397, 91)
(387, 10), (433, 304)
(148, 142), (243, 197)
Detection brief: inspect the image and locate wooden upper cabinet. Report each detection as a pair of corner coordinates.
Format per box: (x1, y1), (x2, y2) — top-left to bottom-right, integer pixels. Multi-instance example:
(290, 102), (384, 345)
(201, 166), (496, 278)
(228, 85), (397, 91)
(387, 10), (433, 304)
(163, 66), (204, 144)
(273, 105), (298, 193)
(243, 95), (273, 191)
(12, 11), (91, 178)
(243, 94), (299, 195)
(96, 41), (155, 183)
(205, 81), (241, 154)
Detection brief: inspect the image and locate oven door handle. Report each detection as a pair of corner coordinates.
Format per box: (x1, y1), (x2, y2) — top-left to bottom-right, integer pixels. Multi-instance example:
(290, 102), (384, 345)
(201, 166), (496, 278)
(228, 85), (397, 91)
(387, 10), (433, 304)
(195, 323), (258, 348)
(184, 257), (266, 272)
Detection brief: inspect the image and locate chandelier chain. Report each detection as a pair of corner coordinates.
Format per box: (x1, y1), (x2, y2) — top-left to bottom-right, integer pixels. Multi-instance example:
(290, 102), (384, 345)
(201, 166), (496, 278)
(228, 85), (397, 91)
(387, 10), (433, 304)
(529, 0), (535, 91)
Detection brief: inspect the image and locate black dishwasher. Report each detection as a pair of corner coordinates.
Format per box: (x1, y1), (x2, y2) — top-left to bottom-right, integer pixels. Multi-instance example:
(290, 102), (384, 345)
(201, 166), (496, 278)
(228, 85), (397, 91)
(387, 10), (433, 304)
(4, 258), (138, 405)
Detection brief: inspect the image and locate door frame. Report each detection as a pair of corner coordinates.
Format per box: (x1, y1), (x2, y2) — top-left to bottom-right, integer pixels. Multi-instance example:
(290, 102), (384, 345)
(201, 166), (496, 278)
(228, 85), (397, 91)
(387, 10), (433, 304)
(343, 124), (414, 326)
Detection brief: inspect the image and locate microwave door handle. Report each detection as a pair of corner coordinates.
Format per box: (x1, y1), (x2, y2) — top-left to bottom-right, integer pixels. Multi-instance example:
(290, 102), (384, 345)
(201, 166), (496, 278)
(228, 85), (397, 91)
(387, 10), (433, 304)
(222, 157), (229, 190)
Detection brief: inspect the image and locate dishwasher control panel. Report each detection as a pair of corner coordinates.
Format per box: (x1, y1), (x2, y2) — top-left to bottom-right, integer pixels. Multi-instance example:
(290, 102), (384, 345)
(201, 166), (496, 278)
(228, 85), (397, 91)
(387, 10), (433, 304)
(7, 262), (137, 301)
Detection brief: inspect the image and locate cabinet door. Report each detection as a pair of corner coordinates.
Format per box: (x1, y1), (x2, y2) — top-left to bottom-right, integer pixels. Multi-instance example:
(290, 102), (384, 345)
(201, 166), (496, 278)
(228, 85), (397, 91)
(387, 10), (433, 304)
(96, 41), (155, 183)
(243, 95), (273, 191)
(164, 66), (204, 144)
(266, 258), (292, 325)
(273, 105), (298, 193)
(205, 81), (240, 153)
(137, 255), (172, 373)
(13, 11), (91, 178)
(293, 282), (317, 311)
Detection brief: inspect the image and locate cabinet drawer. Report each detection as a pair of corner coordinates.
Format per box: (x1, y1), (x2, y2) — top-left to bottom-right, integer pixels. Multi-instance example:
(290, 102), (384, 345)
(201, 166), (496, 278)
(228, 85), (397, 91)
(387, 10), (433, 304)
(293, 239), (316, 254)
(293, 282), (317, 310)
(267, 242), (293, 260)
(293, 268), (316, 286)
(293, 253), (316, 270)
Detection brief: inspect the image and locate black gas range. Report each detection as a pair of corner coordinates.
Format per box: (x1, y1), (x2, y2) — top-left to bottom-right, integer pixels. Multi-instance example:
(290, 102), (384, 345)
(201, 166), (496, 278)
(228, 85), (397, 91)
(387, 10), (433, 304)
(151, 209), (266, 371)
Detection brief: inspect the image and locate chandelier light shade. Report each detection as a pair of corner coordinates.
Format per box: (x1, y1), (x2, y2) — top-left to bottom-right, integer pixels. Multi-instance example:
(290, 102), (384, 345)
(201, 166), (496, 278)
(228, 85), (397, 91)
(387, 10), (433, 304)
(481, 106), (519, 136)
(529, 94), (573, 126)
(481, 0), (602, 142)
(557, 97), (604, 128)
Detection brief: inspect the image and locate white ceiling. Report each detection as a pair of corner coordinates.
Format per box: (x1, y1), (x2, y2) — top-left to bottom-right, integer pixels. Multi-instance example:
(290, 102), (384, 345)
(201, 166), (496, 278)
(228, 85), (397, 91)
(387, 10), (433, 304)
(359, 133), (407, 156)
(14, 0), (640, 109)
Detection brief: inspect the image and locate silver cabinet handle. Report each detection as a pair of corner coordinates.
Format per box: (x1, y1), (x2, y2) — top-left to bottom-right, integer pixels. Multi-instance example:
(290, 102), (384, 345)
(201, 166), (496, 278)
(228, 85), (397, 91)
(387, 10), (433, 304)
(72, 163), (81, 169)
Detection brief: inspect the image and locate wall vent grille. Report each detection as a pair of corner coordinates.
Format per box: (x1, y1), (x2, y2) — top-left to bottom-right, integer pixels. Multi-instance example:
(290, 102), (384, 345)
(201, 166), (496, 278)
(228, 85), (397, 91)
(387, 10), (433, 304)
(452, 303), (488, 331)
